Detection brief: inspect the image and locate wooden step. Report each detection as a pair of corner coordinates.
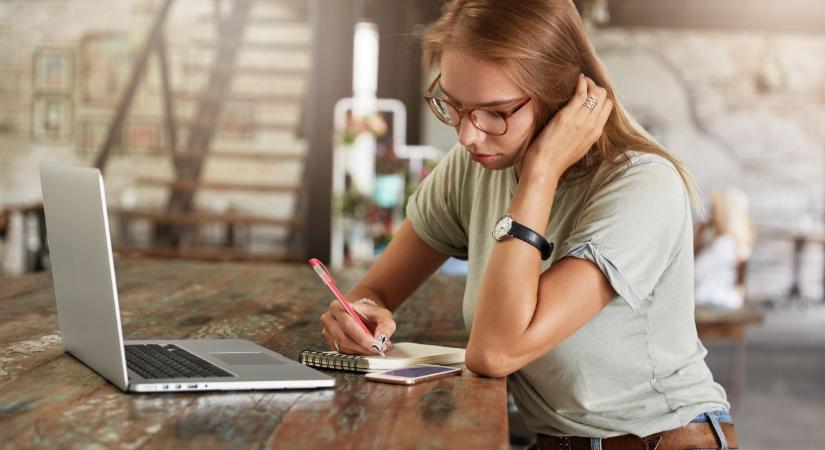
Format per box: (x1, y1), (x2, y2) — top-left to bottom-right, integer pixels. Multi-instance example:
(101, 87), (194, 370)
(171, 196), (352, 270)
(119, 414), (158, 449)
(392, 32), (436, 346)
(181, 63), (307, 78)
(248, 17), (307, 26)
(178, 118), (295, 132)
(174, 91), (303, 103)
(190, 38), (309, 52)
(114, 246), (303, 263)
(111, 208), (302, 228)
(194, 14), (307, 26)
(135, 177), (302, 194)
(163, 150), (305, 163)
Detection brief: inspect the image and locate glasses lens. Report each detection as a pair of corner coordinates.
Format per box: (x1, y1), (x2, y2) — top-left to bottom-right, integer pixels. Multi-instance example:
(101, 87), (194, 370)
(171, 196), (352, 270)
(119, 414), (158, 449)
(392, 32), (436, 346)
(471, 110), (507, 135)
(429, 98), (460, 126)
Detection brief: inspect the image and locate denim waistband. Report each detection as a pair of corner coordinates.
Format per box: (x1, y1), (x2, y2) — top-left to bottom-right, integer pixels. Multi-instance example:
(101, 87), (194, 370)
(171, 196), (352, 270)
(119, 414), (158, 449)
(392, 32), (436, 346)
(529, 410), (735, 450)
(691, 409), (733, 424)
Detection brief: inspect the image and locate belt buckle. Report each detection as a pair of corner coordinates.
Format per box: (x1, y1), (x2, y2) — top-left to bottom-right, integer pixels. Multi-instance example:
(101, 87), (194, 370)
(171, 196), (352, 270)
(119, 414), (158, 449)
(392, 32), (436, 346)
(558, 436), (571, 450)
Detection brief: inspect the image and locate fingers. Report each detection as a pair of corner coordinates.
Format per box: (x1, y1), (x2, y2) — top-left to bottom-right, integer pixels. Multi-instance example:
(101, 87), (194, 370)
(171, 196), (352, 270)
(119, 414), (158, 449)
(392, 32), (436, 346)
(320, 327), (337, 350)
(353, 302), (397, 340)
(584, 77), (608, 117)
(560, 74), (589, 118)
(352, 301), (396, 354)
(581, 77), (611, 146)
(575, 73), (588, 100)
(322, 299), (396, 355)
(592, 98), (614, 143)
(320, 308), (375, 355)
(330, 301), (379, 350)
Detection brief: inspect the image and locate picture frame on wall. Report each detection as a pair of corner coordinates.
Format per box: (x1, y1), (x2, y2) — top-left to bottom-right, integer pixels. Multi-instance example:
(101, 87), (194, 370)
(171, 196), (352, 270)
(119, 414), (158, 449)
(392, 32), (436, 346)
(32, 95), (73, 143)
(79, 32), (132, 106)
(126, 118), (164, 154)
(77, 116), (120, 156)
(33, 48), (74, 94)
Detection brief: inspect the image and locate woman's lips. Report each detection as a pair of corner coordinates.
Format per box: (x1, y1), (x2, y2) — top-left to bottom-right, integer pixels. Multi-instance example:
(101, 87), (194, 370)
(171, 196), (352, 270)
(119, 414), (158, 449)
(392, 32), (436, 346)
(470, 153), (499, 164)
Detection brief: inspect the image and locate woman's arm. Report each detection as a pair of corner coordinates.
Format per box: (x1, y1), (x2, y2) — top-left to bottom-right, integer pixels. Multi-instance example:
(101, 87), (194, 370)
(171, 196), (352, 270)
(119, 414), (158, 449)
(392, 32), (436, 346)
(344, 219), (449, 312)
(320, 218), (449, 354)
(466, 76), (616, 377)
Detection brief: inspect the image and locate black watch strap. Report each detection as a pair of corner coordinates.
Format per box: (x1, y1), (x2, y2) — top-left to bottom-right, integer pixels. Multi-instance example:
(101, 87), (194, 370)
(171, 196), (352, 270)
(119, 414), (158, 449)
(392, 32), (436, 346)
(510, 222), (554, 260)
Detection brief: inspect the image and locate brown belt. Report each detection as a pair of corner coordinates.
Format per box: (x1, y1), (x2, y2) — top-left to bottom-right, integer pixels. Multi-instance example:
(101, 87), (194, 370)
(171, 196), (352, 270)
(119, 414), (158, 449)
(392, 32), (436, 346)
(536, 422), (737, 450)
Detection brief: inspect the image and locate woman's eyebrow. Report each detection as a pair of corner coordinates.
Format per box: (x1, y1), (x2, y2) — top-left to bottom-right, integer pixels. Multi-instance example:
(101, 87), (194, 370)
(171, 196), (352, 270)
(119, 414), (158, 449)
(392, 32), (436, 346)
(439, 82), (523, 108)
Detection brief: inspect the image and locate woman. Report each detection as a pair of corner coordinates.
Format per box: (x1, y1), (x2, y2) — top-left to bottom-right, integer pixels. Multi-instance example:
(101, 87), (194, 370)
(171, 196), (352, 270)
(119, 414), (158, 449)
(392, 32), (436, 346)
(695, 188), (755, 310)
(320, 0), (737, 448)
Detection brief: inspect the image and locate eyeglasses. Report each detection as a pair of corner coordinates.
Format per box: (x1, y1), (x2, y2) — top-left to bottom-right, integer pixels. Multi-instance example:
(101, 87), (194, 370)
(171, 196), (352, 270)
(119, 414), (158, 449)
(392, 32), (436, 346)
(424, 73), (531, 136)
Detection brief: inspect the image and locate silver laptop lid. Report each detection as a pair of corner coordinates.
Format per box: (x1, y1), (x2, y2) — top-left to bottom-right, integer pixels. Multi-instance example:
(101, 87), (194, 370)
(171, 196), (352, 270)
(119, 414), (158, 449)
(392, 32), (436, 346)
(39, 161), (129, 391)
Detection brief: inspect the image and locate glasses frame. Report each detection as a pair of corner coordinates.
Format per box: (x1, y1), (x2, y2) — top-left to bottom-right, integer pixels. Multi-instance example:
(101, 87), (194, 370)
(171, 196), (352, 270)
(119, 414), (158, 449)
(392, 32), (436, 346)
(424, 73), (531, 136)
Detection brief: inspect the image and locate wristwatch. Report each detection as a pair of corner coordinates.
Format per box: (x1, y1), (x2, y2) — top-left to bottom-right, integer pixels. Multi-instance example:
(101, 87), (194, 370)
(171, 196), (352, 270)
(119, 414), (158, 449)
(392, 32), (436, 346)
(492, 214), (554, 260)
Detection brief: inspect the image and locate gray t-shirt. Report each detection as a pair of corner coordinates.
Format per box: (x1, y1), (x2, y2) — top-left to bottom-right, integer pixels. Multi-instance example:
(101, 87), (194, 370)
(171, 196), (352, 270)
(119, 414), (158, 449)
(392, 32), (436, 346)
(405, 144), (729, 438)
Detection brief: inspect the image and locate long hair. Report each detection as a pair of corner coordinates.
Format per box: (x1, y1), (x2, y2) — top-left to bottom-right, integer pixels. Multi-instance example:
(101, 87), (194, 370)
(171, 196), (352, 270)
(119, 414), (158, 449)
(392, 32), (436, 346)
(709, 188), (755, 260)
(421, 0), (700, 207)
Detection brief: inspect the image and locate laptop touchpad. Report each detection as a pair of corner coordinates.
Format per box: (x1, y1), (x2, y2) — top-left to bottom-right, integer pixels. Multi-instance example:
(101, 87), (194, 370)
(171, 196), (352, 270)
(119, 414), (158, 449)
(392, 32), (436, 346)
(211, 352), (284, 366)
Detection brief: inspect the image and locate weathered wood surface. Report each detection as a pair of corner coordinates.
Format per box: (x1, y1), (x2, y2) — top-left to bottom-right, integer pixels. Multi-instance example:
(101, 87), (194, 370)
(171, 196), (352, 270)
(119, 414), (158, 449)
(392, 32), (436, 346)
(0, 258), (508, 449)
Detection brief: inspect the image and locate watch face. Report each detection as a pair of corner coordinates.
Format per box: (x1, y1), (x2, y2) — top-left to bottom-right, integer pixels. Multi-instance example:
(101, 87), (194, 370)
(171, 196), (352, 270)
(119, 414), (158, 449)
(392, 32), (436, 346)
(493, 215), (513, 240)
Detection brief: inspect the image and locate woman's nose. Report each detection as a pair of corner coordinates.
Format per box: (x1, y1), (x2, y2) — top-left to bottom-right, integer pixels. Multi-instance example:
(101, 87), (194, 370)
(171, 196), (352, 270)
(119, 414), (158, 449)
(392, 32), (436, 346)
(457, 116), (486, 148)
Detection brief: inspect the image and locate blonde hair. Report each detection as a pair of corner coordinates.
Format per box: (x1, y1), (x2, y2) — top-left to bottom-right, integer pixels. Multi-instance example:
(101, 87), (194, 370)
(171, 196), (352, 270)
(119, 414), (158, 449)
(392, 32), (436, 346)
(421, 0), (700, 208)
(710, 188), (755, 260)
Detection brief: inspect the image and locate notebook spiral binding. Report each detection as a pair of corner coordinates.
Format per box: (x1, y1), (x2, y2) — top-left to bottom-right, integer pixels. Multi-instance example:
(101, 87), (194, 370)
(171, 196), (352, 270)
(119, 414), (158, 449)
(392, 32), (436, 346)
(300, 350), (364, 372)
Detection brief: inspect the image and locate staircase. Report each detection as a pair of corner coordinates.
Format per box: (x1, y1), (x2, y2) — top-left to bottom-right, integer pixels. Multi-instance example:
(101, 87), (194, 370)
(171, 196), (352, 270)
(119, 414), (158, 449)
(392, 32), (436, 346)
(97, 0), (313, 262)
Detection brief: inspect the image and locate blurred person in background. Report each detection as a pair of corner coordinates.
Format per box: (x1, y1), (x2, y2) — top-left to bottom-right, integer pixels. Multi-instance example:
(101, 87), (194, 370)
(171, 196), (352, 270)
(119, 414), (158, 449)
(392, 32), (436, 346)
(320, 0), (738, 448)
(695, 188), (756, 310)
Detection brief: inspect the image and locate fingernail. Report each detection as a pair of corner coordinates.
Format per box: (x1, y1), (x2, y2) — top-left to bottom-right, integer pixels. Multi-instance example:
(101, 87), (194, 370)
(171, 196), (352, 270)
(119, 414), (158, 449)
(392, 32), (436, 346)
(370, 334), (388, 356)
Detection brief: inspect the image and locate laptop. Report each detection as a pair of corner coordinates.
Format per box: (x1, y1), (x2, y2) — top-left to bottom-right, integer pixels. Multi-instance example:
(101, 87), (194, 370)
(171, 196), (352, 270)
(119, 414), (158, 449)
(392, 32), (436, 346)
(39, 161), (335, 393)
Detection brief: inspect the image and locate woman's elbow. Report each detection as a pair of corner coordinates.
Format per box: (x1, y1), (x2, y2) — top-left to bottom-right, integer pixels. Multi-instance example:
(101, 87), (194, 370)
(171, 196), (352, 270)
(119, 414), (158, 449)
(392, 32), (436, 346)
(465, 347), (514, 378)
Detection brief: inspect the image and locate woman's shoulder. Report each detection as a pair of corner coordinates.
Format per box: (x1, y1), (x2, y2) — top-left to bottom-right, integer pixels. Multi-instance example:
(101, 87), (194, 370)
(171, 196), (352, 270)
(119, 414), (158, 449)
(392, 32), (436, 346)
(576, 150), (689, 217)
(596, 150), (685, 193)
(620, 150), (680, 175)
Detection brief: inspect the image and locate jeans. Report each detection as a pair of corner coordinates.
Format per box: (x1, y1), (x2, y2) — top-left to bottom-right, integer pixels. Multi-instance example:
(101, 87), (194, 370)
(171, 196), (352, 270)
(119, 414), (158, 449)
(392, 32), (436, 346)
(528, 410), (735, 450)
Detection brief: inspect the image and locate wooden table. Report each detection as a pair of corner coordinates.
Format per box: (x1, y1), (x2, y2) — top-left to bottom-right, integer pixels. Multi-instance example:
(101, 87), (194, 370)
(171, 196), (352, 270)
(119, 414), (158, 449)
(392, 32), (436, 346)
(0, 258), (508, 449)
(695, 305), (764, 409)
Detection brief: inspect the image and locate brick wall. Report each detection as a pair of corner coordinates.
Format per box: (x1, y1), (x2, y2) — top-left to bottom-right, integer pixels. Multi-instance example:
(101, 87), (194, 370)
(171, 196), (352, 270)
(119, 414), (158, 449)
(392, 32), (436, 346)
(0, 0), (134, 203)
(0, 0), (310, 255)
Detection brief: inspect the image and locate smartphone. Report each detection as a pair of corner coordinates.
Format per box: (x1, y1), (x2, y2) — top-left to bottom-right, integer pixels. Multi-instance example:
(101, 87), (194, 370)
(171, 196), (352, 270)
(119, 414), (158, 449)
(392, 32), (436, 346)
(365, 365), (462, 385)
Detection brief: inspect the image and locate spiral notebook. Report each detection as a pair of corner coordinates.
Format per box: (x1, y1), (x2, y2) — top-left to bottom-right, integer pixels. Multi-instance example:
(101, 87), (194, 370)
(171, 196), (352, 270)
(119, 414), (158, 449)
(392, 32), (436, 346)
(299, 342), (465, 373)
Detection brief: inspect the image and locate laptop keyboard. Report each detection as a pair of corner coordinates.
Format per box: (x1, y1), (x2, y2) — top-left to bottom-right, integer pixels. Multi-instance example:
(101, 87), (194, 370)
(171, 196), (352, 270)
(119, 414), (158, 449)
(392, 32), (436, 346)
(125, 344), (234, 379)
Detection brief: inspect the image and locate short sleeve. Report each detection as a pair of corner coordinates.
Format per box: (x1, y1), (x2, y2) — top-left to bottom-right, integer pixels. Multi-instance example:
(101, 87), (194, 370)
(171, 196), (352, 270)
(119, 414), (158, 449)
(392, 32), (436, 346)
(557, 159), (690, 309)
(405, 145), (470, 259)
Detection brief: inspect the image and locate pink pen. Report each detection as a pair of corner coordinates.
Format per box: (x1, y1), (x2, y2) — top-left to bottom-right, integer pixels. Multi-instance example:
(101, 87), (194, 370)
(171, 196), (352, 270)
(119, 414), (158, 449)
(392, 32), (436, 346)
(309, 258), (387, 356)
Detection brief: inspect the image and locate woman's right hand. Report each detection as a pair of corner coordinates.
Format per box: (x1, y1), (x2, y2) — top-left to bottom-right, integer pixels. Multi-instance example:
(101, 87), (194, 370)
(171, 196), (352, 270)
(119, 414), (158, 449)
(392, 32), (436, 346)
(320, 298), (396, 355)
(520, 75), (613, 185)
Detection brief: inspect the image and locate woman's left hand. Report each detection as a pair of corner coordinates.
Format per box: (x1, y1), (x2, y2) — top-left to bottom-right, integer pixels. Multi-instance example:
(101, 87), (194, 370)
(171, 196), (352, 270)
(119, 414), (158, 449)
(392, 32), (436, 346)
(520, 74), (613, 186)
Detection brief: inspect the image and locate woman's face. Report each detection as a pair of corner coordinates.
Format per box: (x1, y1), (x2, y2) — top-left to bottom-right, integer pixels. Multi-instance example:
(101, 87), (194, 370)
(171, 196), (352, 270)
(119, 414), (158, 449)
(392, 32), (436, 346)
(439, 49), (537, 171)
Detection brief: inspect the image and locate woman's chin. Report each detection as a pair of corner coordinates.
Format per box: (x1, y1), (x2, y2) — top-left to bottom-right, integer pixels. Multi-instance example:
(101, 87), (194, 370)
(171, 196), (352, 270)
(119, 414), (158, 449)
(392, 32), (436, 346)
(471, 153), (513, 170)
